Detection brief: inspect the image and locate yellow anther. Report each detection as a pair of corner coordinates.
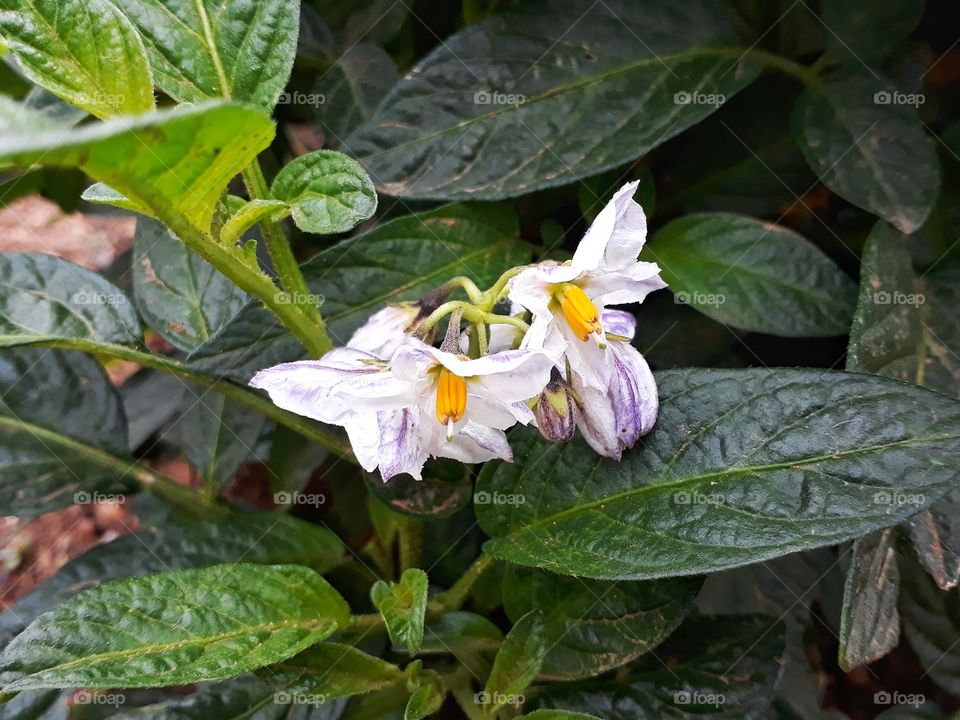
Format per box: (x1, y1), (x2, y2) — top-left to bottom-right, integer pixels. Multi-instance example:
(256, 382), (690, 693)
(435, 369), (467, 430)
(557, 284), (602, 341)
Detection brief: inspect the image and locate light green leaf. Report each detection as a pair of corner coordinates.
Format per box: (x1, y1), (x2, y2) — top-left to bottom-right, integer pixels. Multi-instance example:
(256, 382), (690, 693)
(793, 70), (940, 234)
(220, 199), (289, 248)
(188, 204), (533, 381)
(503, 566), (700, 679)
(0, 0), (154, 119)
(346, 0), (760, 200)
(403, 665), (445, 720)
(81, 182), (153, 216)
(0, 102), (275, 234)
(484, 610), (546, 715)
(645, 213), (857, 336)
(133, 217), (249, 351)
(371, 569), (429, 655)
(0, 253), (140, 349)
(269, 643), (404, 702)
(271, 150), (377, 236)
(109, 0), (299, 109)
(0, 348), (132, 517)
(526, 615), (785, 719)
(478, 368), (960, 580)
(0, 564), (350, 691)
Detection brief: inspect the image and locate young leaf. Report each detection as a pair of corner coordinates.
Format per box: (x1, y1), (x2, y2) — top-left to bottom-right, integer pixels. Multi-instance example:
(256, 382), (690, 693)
(0, 253), (140, 348)
(314, 44), (400, 142)
(0, 102), (274, 234)
(526, 615), (785, 719)
(483, 610), (546, 715)
(133, 218), (249, 352)
(478, 368), (960, 580)
(0, 509), (345, 648)
(0, 564), (350, 691)
(0, 0), (154, 119)
(503, 566), (701, 679)
(269, 643), (405, 701)
(345, 0), (760, 200)
(188, 204), (534, 381)
(404, 665), (445, 720)
(220, 199), (289, 248)
(793, 69), (940, 234)
(0, 348), (131, 517)
(371, 569), (429, 655)
(109, 0), (299, 110)
(644, 213), (857, 336)
(839, 529), (901, 670)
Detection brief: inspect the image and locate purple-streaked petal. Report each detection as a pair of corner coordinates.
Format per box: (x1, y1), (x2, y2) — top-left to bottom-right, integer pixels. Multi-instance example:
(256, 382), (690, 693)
(376, 407), (426, 481)
(573, 381), (621, 459)
(582, 262), (666, 307)
(467, 387), (535, 428)
(572, 181), (648, 272)
(601, 309), (637, 340)
(390, 336), (441, 383)
(347, 304), (419, 360)
(431, 421), (513, 464)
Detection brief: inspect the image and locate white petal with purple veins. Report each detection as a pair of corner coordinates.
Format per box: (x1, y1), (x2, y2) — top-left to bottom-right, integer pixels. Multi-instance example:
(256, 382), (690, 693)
(601, 309), (637, 340)
(582, 262), (666, 306)
(572, 181), (647, 272)
(347, 304), (419, 359)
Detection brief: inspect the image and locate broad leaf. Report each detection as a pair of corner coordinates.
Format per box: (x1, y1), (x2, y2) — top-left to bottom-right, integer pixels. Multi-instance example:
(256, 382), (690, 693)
(483, 610), (546, 715)
(0, 95), (59, 134)
(644, 213), (857, 336)
(0, 102), (275, 234)
(314, 44), (400, 142)
(404, 666), (444, 720)
(839, 529), (901, 670)
(371, 569), (429, 655)
(0, 348), (131, 517)
(271, 150), (377, 235)
(0, 0), (154, 119)
(900, 556), (960, 693)
(0, 253), (140, 348)
(421, 612), (503, 655)
(133, 218), (249, 351)
(0, 510), (344, 648)
(345, 0), (760, 200)
(478, 368), (960, 580)
(188, 204), (533, 380)
(793, 70), (940, 234)
(526, 615), (785, 719)
(0, 564), (350, 691)
(82, 182), (153, 216)
(503, 566), (701, 679)
(110, 0), (299, 109)
(269, 643), (404, 701)
(364, 459), (472, 519)
(821, 0), (926, 65)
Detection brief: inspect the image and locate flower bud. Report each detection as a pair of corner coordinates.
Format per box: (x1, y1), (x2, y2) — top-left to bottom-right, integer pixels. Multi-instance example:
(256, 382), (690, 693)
(533, 369), (579, 443)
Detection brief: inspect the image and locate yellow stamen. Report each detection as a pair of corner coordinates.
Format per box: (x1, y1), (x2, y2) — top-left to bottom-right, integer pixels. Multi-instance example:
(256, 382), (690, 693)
(557, 284), (602, 341)
(435, 369), (467, 432)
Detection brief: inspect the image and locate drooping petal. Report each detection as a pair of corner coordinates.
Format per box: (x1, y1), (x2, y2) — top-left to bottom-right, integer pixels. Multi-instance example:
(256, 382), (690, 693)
(572, 181), (648, 272)
(557, 316), (611, 391)
(574, 381), (621, 459)
(347, 303), (419, 359)
(601, 309), (637, 340)
(375, 407), (427, 481)
(582, 261), (666, 307)
(428, 421), (513, 464)
(468, 387), (535, 428)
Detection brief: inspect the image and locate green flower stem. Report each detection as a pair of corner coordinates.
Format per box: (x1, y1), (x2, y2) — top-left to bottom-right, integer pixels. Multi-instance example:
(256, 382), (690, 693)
(348, 613), (387, 632)
(398, 518), (423, 572)
(445, 276), (485, 305)
(32, 338), (355, 458)
(480, 266), (527, 311)
(240, 162), (333, 357)
(419, 301), (529, 337)
(433, 554), (496, 611)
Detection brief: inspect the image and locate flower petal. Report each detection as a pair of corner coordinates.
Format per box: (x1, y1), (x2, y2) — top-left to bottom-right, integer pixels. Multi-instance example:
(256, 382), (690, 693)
(582, 261), (666, 307)
(558, 316), (611, 390)
(572, 181), (648, 272)
(376, 407), (427, 481)
(508, 263), (581, 318)
(601, 308), (637, 340)
(431, 421), (513, 464)
(347, 304), (419, 359)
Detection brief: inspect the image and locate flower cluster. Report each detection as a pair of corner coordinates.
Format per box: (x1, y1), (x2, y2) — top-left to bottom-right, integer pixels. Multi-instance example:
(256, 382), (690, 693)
(251, 181), (666, 481)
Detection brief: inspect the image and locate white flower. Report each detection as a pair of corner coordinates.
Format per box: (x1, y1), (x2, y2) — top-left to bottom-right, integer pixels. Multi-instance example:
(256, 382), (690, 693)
(346, 302), (420, 360)
(508, 180), (665, 390)
(573, 309), (658, 460)
(249, 337), (554, 481)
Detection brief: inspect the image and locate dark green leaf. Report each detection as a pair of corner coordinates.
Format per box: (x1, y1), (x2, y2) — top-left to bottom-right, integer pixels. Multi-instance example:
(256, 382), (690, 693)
(483, 610), (545, 714)
(821, 0), (925, 65)
(0, 348), (131, 517)
(0, 564), (350, 691)
(371, 569), (429, 655)
(346, 0), (760, 200)
(792, 70), (940, 234)
(110, 0), (299, 109)
(133, 218), (249, 351)
(645, 213), (857, 336)
(503, 566), (700, 679)
(188, 204), (533, 380)
(478, 368), (960, 580)
(0, 253), (140, 348)
(270, 151), (377, 235)
(269, 643), (404, 702)
(421, 612), (503, 656)
(526, 615), (785, 719)
(522, 712), (601, 720)
(900, 555), (960, 693)
(364, 459), (472, 519)
(0, 0), (154, 119)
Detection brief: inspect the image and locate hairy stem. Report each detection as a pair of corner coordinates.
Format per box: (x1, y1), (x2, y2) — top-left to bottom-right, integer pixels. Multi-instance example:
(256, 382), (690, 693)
(434, 554), (496, 611)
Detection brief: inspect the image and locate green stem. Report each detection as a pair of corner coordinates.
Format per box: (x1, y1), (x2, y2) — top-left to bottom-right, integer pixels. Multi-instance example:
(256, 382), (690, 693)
(349, 613), (387, 632)
(34, 339), (355, 458)
(725, 47), (820, 86)
(480, 266), (526, 311)
(398, 518), (423, 572)
(445, 276), (485, 305)
(434, 554), (496, 611)
(419, 301), (529, 337)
